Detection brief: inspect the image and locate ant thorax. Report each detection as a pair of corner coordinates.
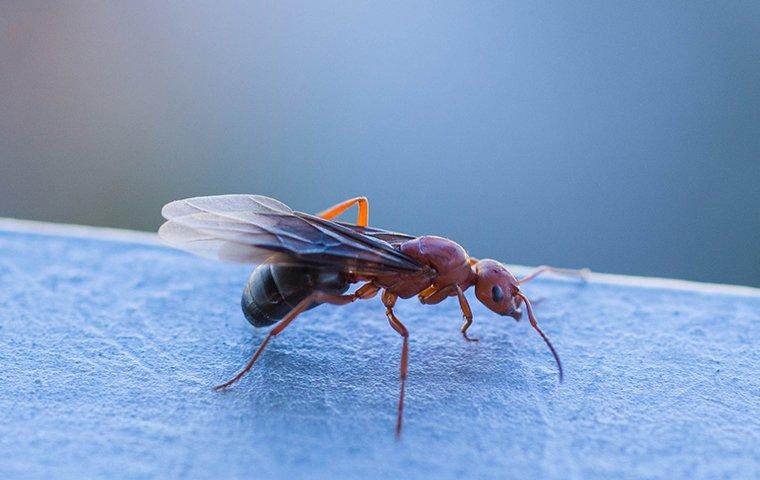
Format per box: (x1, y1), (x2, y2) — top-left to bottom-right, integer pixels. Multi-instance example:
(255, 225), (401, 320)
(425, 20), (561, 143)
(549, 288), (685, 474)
(399, 236), (475, 289)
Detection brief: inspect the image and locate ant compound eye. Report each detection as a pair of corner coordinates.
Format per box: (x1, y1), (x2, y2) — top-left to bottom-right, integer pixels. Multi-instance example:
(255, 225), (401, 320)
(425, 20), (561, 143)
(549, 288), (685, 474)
(491, 285), (504, 303)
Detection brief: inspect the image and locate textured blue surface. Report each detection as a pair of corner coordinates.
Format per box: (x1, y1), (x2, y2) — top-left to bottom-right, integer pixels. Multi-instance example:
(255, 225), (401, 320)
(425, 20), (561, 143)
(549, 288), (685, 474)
(1, 226), (758, 479)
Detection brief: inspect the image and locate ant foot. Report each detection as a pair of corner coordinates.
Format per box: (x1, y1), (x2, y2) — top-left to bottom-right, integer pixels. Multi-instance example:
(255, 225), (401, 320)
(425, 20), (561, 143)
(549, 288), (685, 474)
(461, 332), (480, 343)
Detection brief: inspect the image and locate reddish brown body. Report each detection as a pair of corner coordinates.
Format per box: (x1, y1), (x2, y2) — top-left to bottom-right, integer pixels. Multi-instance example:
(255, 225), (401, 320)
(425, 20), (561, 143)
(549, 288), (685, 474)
(159, 195), (588, 438)
(372, 236), (471, 298)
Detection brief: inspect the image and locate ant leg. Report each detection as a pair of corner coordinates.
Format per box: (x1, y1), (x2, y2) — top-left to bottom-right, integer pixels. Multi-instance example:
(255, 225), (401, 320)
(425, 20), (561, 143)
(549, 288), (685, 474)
(518, 265), (591, 285)
(317, 196), (369, 227)
(418, 285), (455, 305)
(213, 294), (315, 391)
(417, 285), (436, 300)
(382, 290), (409, 439)
(455, 285), (479, 343)
(418, 286), (477, 341)
(417, 285), (478, 342)
(214, 291), (362, 391)
(354, 281), (380, 300)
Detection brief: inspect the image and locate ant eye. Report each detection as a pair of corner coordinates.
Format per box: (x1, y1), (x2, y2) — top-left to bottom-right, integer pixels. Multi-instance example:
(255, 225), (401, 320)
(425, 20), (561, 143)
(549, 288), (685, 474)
(491, 285), (504, 302)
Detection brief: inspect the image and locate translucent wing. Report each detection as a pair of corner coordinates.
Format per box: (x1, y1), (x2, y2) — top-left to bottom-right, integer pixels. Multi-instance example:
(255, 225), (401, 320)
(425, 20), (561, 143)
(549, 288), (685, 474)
(159, 195), (423, 275)
(335, 222), (416, 246)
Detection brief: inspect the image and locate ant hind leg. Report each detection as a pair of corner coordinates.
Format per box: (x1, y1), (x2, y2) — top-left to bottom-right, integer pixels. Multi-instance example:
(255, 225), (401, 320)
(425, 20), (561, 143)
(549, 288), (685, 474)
(213, 291), (361, 391)
(317, 197), (369, 227)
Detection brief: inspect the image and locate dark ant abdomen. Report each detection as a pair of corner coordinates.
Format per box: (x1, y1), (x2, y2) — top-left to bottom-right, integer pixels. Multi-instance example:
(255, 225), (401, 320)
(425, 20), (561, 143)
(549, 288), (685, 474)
(242, 263), (350, 327)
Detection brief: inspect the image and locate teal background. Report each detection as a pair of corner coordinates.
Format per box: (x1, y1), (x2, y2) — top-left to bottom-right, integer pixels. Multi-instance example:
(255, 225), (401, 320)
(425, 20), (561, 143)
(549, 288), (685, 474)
(1, 1), (758, 286)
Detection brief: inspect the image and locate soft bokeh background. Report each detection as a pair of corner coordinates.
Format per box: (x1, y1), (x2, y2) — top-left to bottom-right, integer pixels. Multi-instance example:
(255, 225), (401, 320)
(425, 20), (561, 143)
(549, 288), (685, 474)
(1, 1), (758, 286)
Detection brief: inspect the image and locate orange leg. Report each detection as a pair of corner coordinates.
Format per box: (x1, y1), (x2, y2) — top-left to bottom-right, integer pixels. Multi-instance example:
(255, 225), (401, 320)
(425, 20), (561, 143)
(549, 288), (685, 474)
(213, 290), (362, 391)
(416, 285), (436, 301)
(419, 285), (478, 342)
(518, 265), (590, 285)
(455, 285), (478, 343)
(317, 197), (369, 227)
(382, 290), (409, 439)
(417, 285), (457, 305)
(354, 281), (380, 299)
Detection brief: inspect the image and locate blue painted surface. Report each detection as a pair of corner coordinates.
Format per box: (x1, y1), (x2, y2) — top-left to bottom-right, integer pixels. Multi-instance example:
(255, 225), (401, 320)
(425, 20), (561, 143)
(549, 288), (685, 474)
(1, 227), (758, 479)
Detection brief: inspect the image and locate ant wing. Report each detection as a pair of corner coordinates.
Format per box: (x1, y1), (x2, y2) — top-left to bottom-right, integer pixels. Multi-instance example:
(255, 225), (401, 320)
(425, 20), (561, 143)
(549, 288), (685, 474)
(334, 222), (416, 246)
(159, 195), (423, 275)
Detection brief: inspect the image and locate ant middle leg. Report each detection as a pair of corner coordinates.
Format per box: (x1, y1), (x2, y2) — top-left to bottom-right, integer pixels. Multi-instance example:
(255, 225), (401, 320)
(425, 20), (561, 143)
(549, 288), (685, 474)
(317, 196), (369, 227)
(382, 290), (409, 439)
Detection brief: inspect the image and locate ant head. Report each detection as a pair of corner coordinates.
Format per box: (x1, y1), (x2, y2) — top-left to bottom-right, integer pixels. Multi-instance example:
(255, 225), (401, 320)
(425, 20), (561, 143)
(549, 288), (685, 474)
(473, 259), (524, 320)
(472, 258), (564, 383)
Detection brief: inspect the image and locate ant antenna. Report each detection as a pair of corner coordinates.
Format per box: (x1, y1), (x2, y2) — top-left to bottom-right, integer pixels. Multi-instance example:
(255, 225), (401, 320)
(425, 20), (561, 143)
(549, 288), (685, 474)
(516, 291), (564, 383)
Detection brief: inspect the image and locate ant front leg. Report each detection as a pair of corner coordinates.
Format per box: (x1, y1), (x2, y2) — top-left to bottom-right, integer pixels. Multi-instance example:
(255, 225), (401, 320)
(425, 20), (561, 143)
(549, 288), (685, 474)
(454, 286), (478, 343)
(518, 265), (591, 285)
(317, 196), (369, 227)
(419, 285), (478, 342)
(354, 281), (380, 300)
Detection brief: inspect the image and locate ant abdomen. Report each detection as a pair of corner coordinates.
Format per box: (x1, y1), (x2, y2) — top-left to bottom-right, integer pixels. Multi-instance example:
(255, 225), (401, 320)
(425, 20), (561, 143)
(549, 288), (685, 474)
(242, 262), (350, 327)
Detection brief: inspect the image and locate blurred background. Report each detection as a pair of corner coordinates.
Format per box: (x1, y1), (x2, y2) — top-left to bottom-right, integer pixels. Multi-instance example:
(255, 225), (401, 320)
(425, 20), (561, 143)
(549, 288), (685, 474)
(1, 1), (758, 286)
